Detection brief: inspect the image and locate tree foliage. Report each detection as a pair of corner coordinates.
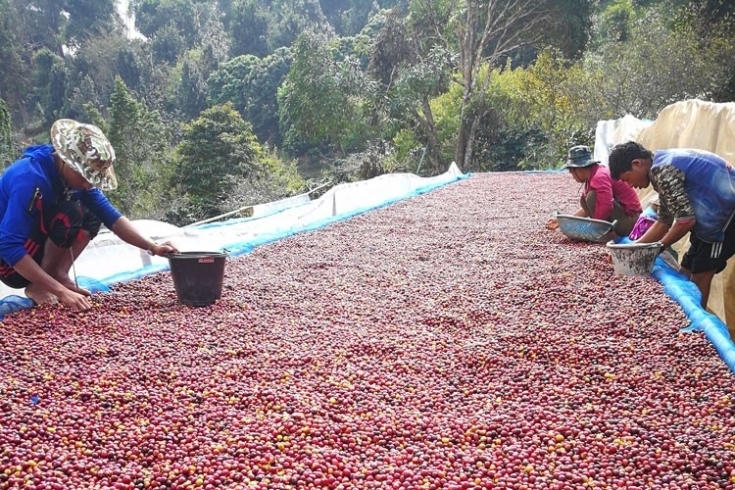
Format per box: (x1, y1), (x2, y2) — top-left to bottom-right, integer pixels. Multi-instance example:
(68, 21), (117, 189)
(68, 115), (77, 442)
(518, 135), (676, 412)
(0, 98), (13, 166)
(588, 6), (724, 119)
(0, 0), (733, 218)
(278, 34), (370, 155)
(171, 103), (262, 223)
(208, 48), (293, 145)
(107, 77), (173, 218)
(0, 0), (31, 125)
(31, 49), (68, 130)
(222, 0), (272, 58)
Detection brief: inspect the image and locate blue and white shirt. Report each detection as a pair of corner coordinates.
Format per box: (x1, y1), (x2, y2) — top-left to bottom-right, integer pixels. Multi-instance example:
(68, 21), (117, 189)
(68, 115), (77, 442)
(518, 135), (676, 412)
(650, 149), (735, 242)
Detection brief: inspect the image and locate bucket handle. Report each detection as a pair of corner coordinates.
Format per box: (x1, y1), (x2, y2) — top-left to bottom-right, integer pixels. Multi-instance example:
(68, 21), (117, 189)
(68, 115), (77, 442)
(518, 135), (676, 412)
(592, 219), (617, 242)
(164, 250), (230, 259)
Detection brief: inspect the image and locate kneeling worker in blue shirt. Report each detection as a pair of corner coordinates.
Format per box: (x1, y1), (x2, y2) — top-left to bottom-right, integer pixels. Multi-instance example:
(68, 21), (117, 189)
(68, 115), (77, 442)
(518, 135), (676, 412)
(0, 119), (177, 312)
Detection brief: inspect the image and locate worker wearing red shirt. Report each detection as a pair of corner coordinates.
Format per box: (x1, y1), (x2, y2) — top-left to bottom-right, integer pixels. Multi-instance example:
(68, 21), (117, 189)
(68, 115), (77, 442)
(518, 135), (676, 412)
(547, 145), (642, 237)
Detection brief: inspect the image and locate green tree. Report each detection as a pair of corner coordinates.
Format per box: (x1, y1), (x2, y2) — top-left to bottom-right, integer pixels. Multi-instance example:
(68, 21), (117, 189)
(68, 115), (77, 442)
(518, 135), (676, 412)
(172, 103), (262, 223)
(20, 0), (119, 54)
(278, 34), (369, 155)
(107, 77), (174, 218)
(382, 0), (584, 173)
(370, 8), (453, 173)
(208, 47), (292, 145)
(672, 0), (735, 101)
(594, 0), (638, 44)
(66, 75), (102, 122)
(587, 6), (723, 119)
(320, 0), (408, 36)
(0, 98), (13, 166)
(19, 0), (67, 57)
(0, 0), (32, 125)
(451, 0), (554, 171)
(268, 0), (334, 49)
(63, 0), (120, 48)
(30, 48), (68, 129)
(175, 46), (219, 120)
(150, 22), (188, 64)
(133, 0), (199, 45)
(223, 0), (272, 58)
(69, 35), (148, 112)
(543, 0), (594, 60)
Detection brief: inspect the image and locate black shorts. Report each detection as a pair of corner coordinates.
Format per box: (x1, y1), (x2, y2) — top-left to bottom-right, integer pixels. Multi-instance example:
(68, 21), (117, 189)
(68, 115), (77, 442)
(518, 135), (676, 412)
(0, 200), (101, 289)
(681, 216), (735, 274)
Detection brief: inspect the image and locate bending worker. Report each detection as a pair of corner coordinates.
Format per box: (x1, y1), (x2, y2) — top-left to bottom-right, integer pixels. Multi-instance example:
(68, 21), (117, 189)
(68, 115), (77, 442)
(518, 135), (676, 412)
(0, 119), (177, 312)
(609, 140), (735, 307)
(547, 145), (642, 237)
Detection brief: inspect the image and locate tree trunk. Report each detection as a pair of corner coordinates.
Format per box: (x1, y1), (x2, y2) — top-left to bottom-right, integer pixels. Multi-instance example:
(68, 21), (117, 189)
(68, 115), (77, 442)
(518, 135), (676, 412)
(413, 98), (443, 174)
(455, 118), (469, 172)
(454, 84), (474, 172)
(464, 114), (482, 170)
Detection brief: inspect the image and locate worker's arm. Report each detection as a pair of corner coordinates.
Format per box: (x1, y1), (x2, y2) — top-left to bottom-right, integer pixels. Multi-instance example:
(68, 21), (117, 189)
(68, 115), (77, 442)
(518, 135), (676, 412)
(110, 216), (178, 256)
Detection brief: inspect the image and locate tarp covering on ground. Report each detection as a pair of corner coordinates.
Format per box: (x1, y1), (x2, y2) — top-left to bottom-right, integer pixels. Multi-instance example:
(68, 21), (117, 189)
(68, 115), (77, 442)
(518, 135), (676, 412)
(595, 99), (735, 342)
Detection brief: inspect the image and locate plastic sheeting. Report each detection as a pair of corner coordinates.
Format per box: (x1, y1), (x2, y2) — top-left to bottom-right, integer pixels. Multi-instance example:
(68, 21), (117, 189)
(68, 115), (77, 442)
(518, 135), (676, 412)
(0, 163), (466, 317)
(653, 260), (735, 373)
(594, 114), (654, 166)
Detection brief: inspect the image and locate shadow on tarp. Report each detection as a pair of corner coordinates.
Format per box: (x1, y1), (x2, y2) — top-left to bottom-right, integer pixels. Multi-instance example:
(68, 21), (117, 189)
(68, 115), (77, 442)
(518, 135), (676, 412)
(0, 173), (469, 319)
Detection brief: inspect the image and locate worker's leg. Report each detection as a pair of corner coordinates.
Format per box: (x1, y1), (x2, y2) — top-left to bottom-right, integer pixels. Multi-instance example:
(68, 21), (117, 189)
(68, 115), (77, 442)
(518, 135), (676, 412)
(27, 200), (102, 299)
(580, 191), (597, 217)
(681, 221), (735, 308)
(609, 201), (640, 237)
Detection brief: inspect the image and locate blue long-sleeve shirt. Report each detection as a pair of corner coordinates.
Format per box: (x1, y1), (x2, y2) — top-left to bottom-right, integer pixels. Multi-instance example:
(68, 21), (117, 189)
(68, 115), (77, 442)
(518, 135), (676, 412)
(0, 145), (122, 266)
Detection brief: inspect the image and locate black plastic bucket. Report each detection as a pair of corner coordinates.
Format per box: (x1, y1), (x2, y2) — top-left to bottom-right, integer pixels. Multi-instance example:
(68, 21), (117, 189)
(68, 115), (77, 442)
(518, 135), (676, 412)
(167, 251), (227, 306)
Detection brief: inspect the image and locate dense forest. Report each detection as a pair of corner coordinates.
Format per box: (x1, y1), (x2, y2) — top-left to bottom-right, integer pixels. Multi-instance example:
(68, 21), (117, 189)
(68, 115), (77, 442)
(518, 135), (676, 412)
(0, 0), (733, 224)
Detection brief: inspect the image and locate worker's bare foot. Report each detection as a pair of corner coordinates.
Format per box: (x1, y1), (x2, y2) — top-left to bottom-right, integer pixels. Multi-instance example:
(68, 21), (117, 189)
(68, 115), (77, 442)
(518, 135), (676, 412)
(24, 284), (59, 306)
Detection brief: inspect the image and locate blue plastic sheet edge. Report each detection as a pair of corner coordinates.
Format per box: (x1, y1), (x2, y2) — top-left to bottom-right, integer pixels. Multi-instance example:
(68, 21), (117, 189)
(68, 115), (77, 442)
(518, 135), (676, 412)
(0, 172), (469, 319)
(612, 236), (735, 373)
(651, 258), (735, 372)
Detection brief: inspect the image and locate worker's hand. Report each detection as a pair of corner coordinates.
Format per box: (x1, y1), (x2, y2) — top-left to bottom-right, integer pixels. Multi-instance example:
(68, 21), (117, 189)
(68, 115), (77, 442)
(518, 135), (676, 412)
(150, 241), (179, 257)
(57, 289), (93, 312)
(545, 217), (559, 230)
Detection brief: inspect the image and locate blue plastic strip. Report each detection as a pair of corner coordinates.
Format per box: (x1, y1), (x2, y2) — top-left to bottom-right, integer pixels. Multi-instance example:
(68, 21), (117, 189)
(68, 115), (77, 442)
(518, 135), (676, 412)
(611, 236), (735, 372)
(0, 295), (35, 317)
(651, 258), (735, 372)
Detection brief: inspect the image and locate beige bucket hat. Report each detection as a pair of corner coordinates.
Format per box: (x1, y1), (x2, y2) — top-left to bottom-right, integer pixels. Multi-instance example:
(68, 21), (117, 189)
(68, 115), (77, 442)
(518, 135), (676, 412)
(50, 119), (118, 191)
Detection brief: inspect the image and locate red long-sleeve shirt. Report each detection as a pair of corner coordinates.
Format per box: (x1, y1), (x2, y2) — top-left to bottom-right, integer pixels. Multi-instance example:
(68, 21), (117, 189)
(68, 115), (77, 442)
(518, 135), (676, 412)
(584, 164), (642, 220)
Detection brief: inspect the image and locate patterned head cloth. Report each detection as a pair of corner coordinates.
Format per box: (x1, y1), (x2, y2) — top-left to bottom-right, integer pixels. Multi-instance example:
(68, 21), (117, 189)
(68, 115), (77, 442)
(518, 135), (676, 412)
(50, 119), (118, 191)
